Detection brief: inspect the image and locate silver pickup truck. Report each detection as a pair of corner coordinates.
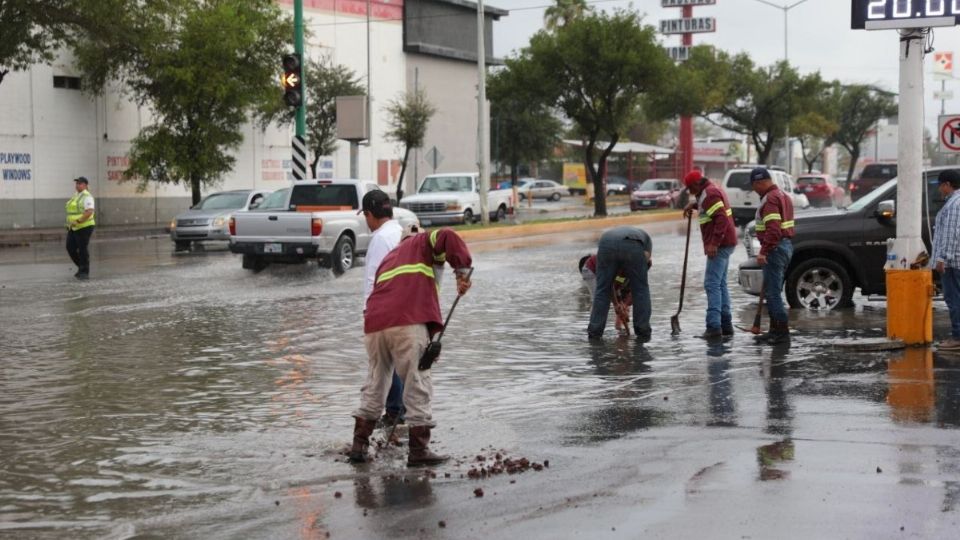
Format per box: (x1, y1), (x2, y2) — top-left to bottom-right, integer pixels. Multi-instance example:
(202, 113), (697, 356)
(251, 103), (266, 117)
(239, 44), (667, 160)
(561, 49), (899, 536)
(228, 179), (419, 274)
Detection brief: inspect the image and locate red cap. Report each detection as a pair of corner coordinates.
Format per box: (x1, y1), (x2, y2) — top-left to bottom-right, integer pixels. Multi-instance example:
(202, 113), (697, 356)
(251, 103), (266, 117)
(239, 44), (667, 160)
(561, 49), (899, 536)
(683, 169), (704, 189)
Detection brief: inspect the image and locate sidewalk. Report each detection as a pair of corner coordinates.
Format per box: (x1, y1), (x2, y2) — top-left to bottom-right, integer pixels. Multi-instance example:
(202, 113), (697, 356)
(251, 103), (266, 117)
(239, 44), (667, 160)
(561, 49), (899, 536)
(0, 223), (168, 248)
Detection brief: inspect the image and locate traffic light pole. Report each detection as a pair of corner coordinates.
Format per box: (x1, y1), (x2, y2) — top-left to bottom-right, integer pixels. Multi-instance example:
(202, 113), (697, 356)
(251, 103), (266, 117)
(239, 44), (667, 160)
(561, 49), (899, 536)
(294, 0), (306, 138)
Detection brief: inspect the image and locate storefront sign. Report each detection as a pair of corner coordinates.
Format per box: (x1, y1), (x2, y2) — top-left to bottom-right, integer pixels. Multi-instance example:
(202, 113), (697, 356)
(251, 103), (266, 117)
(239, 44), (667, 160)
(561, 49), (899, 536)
(1, 152), (32, 181)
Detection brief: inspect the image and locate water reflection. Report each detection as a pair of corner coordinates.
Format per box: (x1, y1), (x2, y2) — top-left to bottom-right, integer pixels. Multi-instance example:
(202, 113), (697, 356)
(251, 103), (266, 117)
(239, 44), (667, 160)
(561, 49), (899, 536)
(934, 353), (960, 427)
(706, 342), (737, 427)
(757, 343), (795, 481)
(888, 348), (935, 424)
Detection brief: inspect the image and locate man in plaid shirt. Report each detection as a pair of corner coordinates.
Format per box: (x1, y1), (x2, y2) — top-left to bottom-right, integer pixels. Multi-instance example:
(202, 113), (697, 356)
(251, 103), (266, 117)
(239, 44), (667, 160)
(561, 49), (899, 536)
(932, 169), (960, 351)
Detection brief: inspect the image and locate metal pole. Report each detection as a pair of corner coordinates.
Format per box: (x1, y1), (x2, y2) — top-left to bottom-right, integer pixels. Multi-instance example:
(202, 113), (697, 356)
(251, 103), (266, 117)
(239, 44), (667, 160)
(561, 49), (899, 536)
(783, 8), (790, 174)
(366, 0), (372, 151)
(890, 30), (925, 266)
(679, 5), (694, 177)
(294, 0), (306, 138)
(350, 142), (359, 179)
(477, 0), (490, 225)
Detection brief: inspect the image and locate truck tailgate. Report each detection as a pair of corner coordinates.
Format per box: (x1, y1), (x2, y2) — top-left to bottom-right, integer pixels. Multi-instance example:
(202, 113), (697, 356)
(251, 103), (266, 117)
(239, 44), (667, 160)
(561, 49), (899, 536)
(233, 212), (313, 243)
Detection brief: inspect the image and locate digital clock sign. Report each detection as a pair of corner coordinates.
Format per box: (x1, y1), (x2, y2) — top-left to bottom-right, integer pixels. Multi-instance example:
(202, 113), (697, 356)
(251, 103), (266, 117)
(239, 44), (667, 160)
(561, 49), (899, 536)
(851, 0), (960, 29)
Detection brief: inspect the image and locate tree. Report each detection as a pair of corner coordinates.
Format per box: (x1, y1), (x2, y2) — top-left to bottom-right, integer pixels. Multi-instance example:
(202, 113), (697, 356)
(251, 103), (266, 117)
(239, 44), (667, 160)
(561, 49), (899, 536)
(525, 9), (674, 216)
(792, 111), (838, 173)
(543, 0), (592, 31)
(383, 88), (436, 204)
(73, 0), (291, 205)
(265, 57), (365, 179)
(487, 59), (563, 189)
(829, 83), (897, 182)
(660, 47), (825, 166)
(0, 0), (118, 87)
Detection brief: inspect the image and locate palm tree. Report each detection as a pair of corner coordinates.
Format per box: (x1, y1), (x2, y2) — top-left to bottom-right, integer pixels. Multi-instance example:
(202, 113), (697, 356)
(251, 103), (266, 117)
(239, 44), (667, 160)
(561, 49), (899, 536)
(543, 0), (592, 31)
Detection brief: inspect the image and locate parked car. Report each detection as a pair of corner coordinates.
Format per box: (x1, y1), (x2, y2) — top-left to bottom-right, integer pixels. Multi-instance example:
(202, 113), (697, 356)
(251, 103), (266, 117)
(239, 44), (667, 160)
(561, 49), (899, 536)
(399, 172), (514, 225)
(721, 166), (809, 226)
(605, 176), (630, 196)
(229, 180), (418, 274)
(796, 174), (846, 208)
(170, 189), (270, 251)
(738, 167), (953, 311)
(629, 178), (685, 211)
(518, 179), (565, 201)
(849, 163), (897, 201)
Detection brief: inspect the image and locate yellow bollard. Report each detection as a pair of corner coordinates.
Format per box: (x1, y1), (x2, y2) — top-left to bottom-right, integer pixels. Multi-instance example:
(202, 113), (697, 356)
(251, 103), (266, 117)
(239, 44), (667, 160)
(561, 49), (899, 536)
(885, 269), (933, 345)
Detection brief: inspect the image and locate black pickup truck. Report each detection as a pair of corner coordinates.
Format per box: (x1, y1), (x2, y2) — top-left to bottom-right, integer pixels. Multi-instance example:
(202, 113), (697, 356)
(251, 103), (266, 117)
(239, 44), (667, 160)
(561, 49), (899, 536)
(738, 167), (953, 311)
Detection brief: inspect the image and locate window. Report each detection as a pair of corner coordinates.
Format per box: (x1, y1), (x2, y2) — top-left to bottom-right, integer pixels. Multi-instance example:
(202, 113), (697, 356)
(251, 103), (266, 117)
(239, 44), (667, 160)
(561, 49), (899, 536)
(53, 76), (81, 90)
(290, 184), (358, 208)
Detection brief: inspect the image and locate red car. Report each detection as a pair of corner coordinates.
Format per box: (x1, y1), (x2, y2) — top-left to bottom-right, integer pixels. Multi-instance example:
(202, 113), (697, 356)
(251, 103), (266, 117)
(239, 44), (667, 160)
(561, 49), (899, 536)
(630, 178), (686, 211)
(796, 174), (845, 208)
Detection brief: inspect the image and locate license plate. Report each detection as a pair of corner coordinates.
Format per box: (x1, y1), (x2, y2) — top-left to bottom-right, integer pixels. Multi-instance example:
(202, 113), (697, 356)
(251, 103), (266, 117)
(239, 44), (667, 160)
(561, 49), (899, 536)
(804, 187), (814, 192)
(264, 243), (282, 253)
(421, 220), (432, 226)
(641, 200), (654, 206)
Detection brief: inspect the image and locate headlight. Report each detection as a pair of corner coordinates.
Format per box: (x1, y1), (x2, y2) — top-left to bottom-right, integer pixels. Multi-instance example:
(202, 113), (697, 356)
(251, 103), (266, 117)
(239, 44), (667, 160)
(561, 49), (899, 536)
(213, 215), (230, 228)
(446, 202), (461, 211)
(169, 219), (176, 230)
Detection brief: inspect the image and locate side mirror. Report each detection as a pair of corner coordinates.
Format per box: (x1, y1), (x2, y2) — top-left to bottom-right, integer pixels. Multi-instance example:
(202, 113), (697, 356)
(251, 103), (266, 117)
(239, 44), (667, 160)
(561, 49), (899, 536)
(793, 187), (802, 194)
(877, 200), (896, 220)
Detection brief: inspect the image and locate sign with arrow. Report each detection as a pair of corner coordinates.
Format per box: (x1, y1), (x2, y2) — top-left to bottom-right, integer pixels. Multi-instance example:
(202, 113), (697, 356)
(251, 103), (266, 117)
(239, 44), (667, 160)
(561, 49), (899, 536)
(939, 115), (960, 153)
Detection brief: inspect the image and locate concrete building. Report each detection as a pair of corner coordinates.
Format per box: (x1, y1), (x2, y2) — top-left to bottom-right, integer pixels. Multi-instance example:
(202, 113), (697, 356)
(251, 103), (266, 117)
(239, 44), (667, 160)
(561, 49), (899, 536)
(0, 0), (505, 230)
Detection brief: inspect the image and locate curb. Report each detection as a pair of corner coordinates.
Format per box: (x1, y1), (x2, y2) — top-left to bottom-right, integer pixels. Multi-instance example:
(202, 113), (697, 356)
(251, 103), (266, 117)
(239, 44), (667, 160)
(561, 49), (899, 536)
(0, 226), (168, 248)
(457, 210), (682, 243)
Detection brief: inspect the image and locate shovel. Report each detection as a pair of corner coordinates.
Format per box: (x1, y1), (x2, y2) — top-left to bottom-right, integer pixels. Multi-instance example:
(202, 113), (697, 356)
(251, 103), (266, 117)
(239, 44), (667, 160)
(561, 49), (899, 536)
(737, 277), (766, 334)
(418, 267), (474, 371)
(670, 214), (693, 335)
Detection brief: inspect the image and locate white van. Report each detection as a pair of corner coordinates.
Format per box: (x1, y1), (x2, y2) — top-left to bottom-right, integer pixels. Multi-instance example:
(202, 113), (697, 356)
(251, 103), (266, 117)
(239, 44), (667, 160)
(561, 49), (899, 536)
(721, 166), (809, 226)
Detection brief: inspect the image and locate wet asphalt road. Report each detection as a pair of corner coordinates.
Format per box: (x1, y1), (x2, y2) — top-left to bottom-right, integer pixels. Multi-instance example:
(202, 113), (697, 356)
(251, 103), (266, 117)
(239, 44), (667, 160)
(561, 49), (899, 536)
(1, 222), (960, 539)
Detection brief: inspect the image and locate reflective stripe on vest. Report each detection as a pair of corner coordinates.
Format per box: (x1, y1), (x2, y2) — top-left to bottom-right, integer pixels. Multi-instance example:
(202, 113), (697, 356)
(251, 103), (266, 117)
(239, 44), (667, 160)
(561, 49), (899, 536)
(376, 262), (435, 284)
(429, 229), (445, 263)
(66, 190), (95, 230)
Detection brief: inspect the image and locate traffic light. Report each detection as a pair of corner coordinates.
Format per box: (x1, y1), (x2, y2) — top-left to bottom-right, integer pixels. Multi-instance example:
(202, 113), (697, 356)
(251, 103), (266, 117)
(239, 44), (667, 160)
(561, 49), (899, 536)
(281, 53), (302, 107)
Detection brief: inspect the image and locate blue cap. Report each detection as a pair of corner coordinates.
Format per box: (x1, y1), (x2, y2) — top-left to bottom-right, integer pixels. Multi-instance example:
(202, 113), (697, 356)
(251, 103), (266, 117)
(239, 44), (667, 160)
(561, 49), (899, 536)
(749, 167), (771, 182)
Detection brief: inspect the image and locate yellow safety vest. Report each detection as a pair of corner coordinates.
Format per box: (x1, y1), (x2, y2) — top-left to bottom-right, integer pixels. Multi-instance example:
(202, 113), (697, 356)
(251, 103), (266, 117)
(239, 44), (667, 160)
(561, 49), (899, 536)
(66, 190), (95, 230)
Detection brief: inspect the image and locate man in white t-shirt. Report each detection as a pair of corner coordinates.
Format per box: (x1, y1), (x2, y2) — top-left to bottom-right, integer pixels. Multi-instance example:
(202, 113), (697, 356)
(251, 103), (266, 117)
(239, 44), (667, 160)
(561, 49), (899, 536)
(359, 190), (406, 427)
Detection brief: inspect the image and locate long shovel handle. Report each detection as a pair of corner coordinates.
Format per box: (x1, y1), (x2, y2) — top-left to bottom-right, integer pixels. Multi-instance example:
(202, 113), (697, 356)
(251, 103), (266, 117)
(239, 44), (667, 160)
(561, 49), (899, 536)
(675, 213), (693, 314)
(751, 277), (766, 333)
(434, 267), (474, 344)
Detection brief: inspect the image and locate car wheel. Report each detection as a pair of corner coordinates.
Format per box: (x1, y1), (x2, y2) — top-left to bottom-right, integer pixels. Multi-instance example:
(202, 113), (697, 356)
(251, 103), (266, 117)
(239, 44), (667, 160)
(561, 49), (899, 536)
(607, 190), (616, 196)
(493, 204), (506, 222)
(786, 258), (854, 311)
(550, 192), (561, 201)
(242, 254), (268, 273)
(174, 240), (191, 252)
(331, 235), (355, 276)
(518, 193), (525, 201)
(463, 208), (475, 224)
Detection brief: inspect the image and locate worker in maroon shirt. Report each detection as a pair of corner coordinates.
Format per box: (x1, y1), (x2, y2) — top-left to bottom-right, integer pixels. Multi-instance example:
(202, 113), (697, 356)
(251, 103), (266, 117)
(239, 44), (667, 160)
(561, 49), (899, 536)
(750, 167), (795, 344)
(682, 169), (739, 339)
(348, 227), (473, 466)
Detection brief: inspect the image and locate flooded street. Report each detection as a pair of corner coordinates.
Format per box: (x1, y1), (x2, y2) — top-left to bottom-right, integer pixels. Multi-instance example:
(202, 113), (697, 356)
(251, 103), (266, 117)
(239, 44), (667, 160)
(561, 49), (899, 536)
(2, 222), (960, 539)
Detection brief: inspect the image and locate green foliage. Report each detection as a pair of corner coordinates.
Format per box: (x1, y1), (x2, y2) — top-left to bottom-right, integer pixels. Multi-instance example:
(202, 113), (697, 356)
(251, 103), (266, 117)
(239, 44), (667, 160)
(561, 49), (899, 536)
(543, 0), (592, 32)
(524, 8), (674, 216)
(383, 88), (436, 202)
(73, 0), (291, 205)
(829, 83), (897, 181)
(0, 0), (117, 86)
(792, 111), (838, 173)
(264, 57), (365, 178)
(488, 59), (562, 184)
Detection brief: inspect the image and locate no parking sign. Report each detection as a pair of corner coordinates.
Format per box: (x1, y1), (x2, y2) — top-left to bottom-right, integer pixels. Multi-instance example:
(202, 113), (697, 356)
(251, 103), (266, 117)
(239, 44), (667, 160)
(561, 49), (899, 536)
(940, 115), (960, 153)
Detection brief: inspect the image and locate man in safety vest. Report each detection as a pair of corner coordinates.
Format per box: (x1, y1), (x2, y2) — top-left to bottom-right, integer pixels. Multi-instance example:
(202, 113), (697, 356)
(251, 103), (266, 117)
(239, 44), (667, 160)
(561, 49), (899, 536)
(682, 169), (739, 339)
(65, 176), (96, 279)
(348, 227), (473, 466)
(586, 226), (653, 342)
(750, 167), (794, 343)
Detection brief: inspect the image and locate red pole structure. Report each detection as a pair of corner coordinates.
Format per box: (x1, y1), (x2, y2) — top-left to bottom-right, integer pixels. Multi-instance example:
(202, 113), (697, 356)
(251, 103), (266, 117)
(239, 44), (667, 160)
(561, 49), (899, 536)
(679, 5), (694, 176)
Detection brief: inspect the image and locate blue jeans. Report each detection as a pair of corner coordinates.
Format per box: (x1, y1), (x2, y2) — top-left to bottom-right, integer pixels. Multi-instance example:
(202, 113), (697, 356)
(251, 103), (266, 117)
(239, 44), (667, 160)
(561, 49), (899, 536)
(762, 239), (793, 323)
(587, 235), (651, 338)
(704, 245), (734, 330)
(385, 371), (405, 419)
(943, 267), (960, 339)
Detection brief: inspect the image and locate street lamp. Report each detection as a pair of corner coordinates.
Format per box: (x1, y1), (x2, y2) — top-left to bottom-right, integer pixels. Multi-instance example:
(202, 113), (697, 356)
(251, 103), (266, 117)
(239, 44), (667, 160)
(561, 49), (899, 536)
(746, 0), (813, 174)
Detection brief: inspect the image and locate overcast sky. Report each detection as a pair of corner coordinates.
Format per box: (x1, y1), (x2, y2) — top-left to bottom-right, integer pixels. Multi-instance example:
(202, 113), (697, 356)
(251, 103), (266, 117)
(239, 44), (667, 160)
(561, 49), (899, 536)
(491, 0), (960, 135)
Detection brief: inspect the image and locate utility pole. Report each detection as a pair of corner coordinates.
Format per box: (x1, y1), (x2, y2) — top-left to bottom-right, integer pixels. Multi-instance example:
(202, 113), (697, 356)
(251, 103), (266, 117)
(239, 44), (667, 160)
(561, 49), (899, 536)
(476, 0), (490, 225)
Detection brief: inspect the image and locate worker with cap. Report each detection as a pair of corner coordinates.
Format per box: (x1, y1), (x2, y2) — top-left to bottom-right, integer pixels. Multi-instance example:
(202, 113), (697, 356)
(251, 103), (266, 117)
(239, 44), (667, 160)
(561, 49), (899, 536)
(65, 176), (96, 279)
(750, 167), (794, 343)
(682, 169), (739, 339)
(358, 189), (407, 429)
(348, 225), (473, 466)
(931, 169), (960, 351)
(579, 253), (632, 333)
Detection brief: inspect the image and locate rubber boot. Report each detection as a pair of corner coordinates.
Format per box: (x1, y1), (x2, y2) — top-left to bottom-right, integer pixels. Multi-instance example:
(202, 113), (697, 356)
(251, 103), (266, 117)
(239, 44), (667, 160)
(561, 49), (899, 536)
(347, 417), (377, 463)
(754, 323), (776, 344)
(700, 327), (723, 340)
(766, 319), (790, 345)
(407, 426), (449, 467)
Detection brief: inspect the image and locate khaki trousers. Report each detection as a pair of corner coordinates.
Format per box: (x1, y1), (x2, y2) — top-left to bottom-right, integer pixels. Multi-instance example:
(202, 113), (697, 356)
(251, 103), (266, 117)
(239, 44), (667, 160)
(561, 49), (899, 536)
(353, 324), (435, 427)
